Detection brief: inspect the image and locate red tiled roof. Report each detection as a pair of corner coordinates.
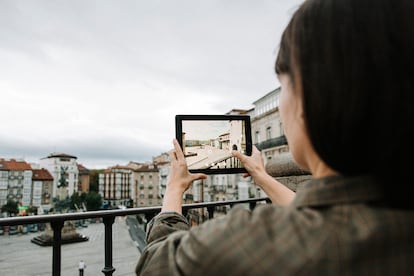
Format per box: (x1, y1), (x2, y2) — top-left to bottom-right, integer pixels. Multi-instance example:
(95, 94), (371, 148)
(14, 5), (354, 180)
(0, 158), (32, 171)
(77, 163), (89, 173)
(32, 168), (54, 180)
(134, 164), (158, 172)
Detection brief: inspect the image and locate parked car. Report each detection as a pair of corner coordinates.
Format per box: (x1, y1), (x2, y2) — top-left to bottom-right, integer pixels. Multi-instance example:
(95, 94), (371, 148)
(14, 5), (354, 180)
(9, 225), (18, 235)
(21, 225), (28, 234)
(29, 224), (38, 233)
(37, 223), (46, 231)
(0, 226), (4, 235)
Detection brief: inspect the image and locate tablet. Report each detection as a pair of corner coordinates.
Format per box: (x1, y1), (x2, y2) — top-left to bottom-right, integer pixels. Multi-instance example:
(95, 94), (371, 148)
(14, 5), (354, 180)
(175, 114), (252, 174)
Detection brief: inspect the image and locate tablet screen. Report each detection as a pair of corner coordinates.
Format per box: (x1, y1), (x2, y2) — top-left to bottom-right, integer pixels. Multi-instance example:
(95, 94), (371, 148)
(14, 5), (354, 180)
(175, 114), (252, 174)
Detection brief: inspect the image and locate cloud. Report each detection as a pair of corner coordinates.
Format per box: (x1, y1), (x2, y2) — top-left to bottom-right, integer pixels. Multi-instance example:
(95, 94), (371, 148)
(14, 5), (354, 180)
(0, 0), (303, 169)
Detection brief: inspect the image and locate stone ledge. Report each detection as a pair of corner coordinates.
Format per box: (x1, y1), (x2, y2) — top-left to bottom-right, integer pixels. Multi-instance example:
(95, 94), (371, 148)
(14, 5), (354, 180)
(265, 153), (310, 177)
(265, 153), (311, 191)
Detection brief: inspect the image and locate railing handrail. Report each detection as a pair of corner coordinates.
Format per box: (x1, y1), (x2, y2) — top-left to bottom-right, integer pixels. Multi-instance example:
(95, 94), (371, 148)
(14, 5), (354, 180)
(0, 197), (270, 226)
(0, 197), (271, 276)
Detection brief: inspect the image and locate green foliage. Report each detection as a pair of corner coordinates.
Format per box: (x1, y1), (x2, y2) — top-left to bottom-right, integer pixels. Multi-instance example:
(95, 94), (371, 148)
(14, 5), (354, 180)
(70, 192), (87, 210)
(27, 205), (38, 215)
(1, 199), (18, 215)
(52, 197), (72, 213)
(89, 169), (103, 192)
(85, 191), (102, 211)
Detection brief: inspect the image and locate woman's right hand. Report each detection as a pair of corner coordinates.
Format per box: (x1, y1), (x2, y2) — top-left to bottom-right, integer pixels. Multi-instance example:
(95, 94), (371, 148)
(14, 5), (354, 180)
(232, 145), (295, 206)
(232, 145), (266, 179)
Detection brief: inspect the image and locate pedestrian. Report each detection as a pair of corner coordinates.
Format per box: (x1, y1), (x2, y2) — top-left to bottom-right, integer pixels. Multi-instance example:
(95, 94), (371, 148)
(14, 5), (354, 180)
(135, 0), (414, 275)
(79, 260), (86, 276)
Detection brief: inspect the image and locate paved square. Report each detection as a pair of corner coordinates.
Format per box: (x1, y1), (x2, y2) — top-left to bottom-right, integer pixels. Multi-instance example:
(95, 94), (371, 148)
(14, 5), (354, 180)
(0, 217), (141, 276)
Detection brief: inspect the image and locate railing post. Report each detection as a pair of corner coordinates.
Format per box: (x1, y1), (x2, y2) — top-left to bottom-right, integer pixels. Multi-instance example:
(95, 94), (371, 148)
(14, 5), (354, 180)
(207, 206), (215, 219)
(144, 213), (156, 223)
(102, 216), (116, 276)
(51, 220), (64, 276)
(249, 201), (257, 211)
(144, 212), (156, 232)
(183, 209), (188, 218)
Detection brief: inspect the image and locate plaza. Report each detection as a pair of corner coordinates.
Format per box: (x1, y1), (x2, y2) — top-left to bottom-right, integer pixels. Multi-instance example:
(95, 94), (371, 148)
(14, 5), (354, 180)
(0, 216), (141, 276)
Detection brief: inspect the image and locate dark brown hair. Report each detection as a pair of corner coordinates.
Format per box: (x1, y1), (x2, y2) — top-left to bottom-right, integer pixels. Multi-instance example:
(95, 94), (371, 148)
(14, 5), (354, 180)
(276, 0), (414, 208)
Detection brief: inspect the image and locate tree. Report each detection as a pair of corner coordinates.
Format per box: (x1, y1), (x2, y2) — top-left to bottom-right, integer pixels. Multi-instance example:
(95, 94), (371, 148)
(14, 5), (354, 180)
(89, 169), (103, 192)
(52, 197), (71, 213)
(1, 199), (18, 215)
(85, 191), (102, 211)
(70, 192), (87, 211)
(27, 205), (38, 215)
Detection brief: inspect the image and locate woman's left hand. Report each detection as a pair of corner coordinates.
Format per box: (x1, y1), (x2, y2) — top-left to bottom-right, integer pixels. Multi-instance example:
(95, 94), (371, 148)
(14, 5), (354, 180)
(167, 139), (207, 194)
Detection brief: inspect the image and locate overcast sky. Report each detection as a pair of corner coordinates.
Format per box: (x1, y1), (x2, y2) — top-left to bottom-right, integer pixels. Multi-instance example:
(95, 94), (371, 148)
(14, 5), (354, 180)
(0, 0), (303, 169)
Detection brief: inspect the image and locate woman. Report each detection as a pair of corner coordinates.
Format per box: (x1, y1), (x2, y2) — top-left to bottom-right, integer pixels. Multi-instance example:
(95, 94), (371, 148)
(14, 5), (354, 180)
(136, 0), (414, 274)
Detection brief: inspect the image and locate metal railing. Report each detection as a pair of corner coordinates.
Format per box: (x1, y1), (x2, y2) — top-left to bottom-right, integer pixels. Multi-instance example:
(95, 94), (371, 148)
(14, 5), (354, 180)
(0, 197), (270, 276)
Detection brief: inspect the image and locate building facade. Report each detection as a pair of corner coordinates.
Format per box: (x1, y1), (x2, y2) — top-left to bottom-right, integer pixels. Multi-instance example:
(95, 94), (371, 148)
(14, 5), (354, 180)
(132, 164), (161, 207)
(32, 168), (54, 211)
(0, 159), (33, 207)
(152, 153), (170, 199)
(98, 165), (133, 208)
(250, 87), (289, 165)
(39, 153), (79, 199)
(77, 164), (90, 193)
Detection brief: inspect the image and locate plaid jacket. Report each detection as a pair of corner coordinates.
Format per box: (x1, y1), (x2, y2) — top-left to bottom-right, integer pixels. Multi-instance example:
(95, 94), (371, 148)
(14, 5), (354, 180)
(136, 175), (414, 275)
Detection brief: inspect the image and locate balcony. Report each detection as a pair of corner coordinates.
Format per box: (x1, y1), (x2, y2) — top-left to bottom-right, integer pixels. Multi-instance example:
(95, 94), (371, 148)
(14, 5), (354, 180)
(0, 197), (270, 276)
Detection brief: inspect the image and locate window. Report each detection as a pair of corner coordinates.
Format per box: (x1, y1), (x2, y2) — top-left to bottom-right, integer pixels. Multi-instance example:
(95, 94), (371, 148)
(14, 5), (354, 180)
(279, 122), (284, 136)
(266, 126), (271, 140)
(255, 131), (260, 144)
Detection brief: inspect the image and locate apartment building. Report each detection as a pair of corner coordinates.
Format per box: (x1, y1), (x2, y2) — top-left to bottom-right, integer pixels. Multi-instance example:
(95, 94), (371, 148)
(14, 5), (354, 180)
(0, 159), (33, 207)
(250, 87), (289, 164)
(152, 152), (170, 199)
(98, 165), (133, 208)
(132, 163), (161, 207)
(32, 168), (54, 210)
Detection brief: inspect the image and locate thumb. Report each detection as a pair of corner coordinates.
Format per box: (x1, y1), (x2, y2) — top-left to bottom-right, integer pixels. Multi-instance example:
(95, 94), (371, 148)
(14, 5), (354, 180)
(191, 173), (207, 182)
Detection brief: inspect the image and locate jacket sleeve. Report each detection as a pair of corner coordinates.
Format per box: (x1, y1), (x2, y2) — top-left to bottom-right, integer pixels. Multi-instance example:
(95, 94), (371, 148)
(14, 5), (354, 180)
(145, 211), (190, 243)
(135, 206), (255, 276)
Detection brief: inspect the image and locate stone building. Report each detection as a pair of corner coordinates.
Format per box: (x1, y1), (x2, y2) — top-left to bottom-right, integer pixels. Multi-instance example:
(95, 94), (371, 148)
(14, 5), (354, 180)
(39, 153), (79, 198)
(132, 163), (161, 207)
(152, 153), (170, 199)
(249, 87), (289, 164)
